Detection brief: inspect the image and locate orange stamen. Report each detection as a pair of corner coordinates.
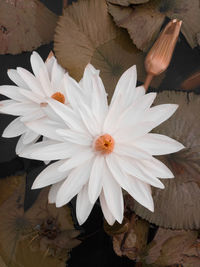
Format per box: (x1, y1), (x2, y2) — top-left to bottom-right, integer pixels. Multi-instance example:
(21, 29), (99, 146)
(94, 134), (115, 154)
(51, 92), (65, 104)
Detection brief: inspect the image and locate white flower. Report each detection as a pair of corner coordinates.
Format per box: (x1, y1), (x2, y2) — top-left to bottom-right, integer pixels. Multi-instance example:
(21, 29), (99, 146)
(20, 64), (184, 225)
(0, 51), (68, 153)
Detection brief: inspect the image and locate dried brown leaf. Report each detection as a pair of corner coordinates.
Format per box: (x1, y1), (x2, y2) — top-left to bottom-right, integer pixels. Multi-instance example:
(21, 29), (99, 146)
(108, 1), (165, 51)
(0, 175), (80, 266)
(54, 0), (163, 98)
(145, 228), (199, 266)
(0, 0), (57, 54)
(180, 71), (200, 91)
(0, 174), (24, 206)
(108, 0), (200, 50)
(107, 0), (149, 6)
(133, 91), (200, 229)
(112, 215), (149, 261)
(14, 240), (66, 267)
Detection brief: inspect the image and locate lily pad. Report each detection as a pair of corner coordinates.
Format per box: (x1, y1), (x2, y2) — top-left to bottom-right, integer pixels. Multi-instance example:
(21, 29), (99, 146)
(107, 0), (149, 6)
(145, 228), (198, 266)
(0, 0), (57, 54)
(108, 0), (200, 51)
(112, 215), (149, 261)
(0, 174), (24, 205)
(54, 0), (163, 98)
(0, 175), (80, 266)
(133, 91), (200, 229)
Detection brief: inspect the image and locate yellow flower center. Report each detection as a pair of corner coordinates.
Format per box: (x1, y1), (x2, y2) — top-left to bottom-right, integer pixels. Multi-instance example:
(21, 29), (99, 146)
(51, 92), (65, 104)
(94, 134), (115, 154)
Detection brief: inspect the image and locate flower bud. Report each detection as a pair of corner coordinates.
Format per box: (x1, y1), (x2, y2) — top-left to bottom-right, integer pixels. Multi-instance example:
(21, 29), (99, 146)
(145, 19), (182, 76)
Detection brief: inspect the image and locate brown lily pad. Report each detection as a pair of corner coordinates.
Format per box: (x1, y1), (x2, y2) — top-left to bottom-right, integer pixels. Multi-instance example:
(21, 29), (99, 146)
(108, 0), (200, 51)
(0, 0), (57, 54)
(112, 215), (149, 261)
(0, 174), (24, 206)
(144, 228), (199, 266)
(107, 0), (149, 6)
(0, 175), (80, 266)
(133, 91), (200, 230)
(54, 0), (164, 98)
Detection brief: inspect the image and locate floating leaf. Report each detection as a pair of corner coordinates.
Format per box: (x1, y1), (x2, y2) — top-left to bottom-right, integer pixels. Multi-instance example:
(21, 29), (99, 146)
(107, 0), (149, 6)
(14, 240), (66, 267)
(144, 228), (198, 266)
(0, 0), (57, 54)
(108, 0), (200, 51)
(0, 255), (6, 267)
(105, 196), (149, 261)
(112, 215), (149, 261)
(0, 174), (24, 205)
(54, 0), (164, 98)
(180, 71), (200, 91)
(0, 175), (80, 266)
(134, 91), (200, 229)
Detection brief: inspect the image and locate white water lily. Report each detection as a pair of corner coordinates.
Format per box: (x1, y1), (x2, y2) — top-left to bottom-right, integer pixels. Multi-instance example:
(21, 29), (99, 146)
(0, 51), (68, 153)
(20, 64), (184, 225)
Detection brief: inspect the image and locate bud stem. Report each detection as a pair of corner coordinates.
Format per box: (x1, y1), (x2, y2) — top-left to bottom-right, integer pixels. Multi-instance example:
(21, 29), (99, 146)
(144, 73), (154, 91)
(62, 0), (68, 14)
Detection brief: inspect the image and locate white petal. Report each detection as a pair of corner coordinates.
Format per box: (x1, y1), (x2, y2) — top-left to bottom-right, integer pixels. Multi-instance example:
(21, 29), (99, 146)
(110, 65), (137, 110)
(76, 183), (94, 225)
(115, 92), (156, 130)
(127, 177), (154, 212)
(145, 104), (178, 127)
(16, 134), (27, 154)
(77, 100), (100, 136)
(26, 118), (65, 141)
(32, 160), (70, 189)
(140, 157), (174, 179)
(45, 54), (56, 78)
(19, 88), (43, 104)
(106, 154), (154, 212)
(116, 156), (164, 189)
(19, 140), (58, 159)
(0, 102), (38, 116)
(102, 164), (124, 224)
(2, 117), (26, 138)
(21, 129), (39, 145)
(38, 66), (54, 96)
(20, 109), (45, 123)
(56, 159), (93, 207)
(63, 74), (84, 111)
(103, 93), (124, 133)
(90, 74), (108, 125)
(58, 149), (94, 172)
(82, 64), (100, 100)
(43, 104), (64, 123)
(30, 51), (46, 78)
(138, 92), (157, 110)
(51, 59), (66, 89)
(17, 67), (45, 97)
(132, 86), (145, 104)
(114, 143), (151, 160)
(47, 98), (86, 132)
(7, 69), (30, 89)
(113, 121), (155, 143)
(56, 129), (92, 146)
(24, 142), (78, 161)
(133, 133), (185, 155)
(0, 85), (28, 102)
(99, 191), (115, 225)
(88, 155), (104, 204)
(48, 180), (64, 204)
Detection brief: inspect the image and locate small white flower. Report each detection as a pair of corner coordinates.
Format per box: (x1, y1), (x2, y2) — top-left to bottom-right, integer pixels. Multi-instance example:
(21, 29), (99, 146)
(0, 51), (68, 153)
(20, 64), (184, 225)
